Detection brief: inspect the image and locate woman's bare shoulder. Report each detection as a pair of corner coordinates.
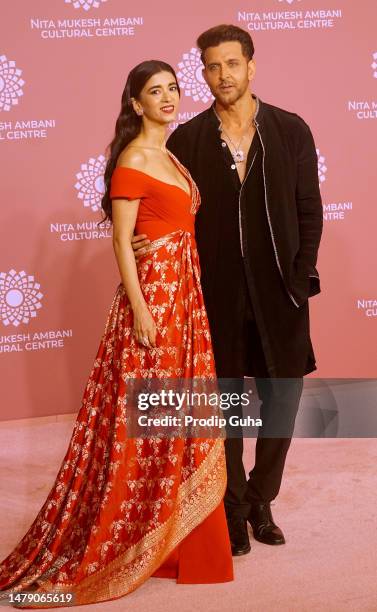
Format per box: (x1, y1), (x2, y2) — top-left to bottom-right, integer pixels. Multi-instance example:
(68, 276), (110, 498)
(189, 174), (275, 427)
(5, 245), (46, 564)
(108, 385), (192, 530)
(116, 145), (148, 170)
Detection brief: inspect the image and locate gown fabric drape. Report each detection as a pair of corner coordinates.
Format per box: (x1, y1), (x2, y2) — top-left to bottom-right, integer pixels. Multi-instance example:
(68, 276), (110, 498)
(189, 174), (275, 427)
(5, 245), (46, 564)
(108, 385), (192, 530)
(0, 152), (233, 607)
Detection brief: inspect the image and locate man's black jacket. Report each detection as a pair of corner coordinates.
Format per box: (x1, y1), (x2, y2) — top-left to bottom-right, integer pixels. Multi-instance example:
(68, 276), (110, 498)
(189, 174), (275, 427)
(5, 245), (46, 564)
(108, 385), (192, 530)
(167, 96), (323, 309)
(167, 97), (323, 376)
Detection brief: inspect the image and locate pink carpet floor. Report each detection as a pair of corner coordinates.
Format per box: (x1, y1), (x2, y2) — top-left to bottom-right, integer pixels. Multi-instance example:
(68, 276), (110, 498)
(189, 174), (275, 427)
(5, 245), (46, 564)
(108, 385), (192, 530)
(0, 416), (376, 611)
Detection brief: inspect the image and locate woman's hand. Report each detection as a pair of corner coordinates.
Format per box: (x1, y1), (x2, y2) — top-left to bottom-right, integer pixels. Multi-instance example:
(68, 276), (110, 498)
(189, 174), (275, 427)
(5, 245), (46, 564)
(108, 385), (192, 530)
(133, 303), (157, 348)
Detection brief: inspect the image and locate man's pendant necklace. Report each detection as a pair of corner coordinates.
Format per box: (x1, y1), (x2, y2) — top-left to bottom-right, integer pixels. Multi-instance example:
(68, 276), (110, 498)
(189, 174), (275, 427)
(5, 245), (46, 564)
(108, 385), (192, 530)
(214, 100), (259, 165)
(233, 148), (245, 164)
(221, 129), (247, 164)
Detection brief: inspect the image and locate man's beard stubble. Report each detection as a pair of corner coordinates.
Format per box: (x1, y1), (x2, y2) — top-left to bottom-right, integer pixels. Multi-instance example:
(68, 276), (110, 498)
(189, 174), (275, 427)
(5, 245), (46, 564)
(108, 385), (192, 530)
(213, 81), (249, 107)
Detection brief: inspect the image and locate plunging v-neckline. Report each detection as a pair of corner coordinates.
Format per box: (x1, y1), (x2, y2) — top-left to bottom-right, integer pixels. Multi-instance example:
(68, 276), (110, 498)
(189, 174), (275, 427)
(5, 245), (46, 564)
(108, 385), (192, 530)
(165, 150), (192, 198)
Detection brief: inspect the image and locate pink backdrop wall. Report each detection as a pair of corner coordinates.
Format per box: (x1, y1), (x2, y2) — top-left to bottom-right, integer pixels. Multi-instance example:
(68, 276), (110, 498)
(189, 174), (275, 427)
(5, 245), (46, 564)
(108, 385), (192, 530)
(1, 0), (376, 421)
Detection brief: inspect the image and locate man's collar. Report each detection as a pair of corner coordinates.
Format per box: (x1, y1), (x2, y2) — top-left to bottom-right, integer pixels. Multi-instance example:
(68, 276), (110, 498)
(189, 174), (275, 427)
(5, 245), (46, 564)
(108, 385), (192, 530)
(209, 94), (262, 130)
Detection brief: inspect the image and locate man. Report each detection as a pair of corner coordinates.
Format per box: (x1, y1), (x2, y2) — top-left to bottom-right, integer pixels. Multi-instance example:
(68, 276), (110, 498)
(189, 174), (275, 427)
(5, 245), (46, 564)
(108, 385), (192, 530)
(133, 24), (323, 555)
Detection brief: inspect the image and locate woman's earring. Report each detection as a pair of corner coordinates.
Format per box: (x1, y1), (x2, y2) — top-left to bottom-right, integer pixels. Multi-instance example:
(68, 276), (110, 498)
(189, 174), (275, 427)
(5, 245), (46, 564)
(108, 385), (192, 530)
(136, 108), (144, 116)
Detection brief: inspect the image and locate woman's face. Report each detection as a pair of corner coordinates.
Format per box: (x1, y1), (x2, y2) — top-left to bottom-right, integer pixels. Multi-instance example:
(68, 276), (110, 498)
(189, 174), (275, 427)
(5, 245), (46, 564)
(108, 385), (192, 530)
(135, 70), (180, 124)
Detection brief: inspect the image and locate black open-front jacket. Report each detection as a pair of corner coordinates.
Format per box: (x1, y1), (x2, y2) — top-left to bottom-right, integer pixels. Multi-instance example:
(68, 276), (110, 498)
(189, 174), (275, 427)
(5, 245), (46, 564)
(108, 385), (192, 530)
(167, 97), (323, 377)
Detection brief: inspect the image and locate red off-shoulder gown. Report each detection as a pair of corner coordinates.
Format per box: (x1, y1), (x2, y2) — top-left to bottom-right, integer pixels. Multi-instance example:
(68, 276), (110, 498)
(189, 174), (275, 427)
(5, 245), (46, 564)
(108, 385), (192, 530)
(0, 152), (233, 607)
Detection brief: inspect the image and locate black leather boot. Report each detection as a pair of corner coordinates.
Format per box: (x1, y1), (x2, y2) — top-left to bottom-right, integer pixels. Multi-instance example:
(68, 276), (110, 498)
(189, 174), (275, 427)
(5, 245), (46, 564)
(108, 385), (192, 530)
(248, 502), (285, 545)
(227, 514), (251, 556)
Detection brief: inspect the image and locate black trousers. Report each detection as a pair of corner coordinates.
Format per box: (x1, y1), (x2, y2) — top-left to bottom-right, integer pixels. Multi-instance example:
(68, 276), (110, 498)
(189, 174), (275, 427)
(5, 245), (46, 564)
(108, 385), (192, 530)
(223, 375), (303, 518)
(220, 312), (303, 519)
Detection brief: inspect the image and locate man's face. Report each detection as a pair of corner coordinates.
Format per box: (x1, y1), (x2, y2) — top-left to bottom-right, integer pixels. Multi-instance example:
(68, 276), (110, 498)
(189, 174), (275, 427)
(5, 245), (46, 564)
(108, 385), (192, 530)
(202, 41), (255, 106)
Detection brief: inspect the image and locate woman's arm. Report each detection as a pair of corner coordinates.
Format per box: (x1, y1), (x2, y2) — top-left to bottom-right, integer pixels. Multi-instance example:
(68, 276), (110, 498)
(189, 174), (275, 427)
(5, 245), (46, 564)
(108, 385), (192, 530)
(112, 197), (156, 347)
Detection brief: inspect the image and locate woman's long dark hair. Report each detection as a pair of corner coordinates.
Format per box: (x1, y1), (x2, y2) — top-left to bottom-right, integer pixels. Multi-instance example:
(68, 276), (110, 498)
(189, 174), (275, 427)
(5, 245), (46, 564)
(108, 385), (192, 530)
(99, 60), (180, 224)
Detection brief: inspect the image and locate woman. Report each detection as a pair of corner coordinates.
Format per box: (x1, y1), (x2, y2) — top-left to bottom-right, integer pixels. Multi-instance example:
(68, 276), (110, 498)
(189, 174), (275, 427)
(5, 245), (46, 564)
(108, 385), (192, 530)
(0, 61), (233, 607)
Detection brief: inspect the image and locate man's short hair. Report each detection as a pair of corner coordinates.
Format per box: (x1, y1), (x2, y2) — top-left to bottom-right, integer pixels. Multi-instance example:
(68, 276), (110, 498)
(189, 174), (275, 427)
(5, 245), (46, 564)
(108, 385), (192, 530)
(197, 24), (255, 65)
